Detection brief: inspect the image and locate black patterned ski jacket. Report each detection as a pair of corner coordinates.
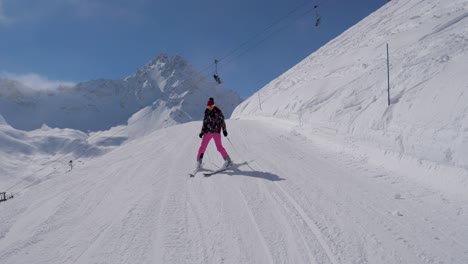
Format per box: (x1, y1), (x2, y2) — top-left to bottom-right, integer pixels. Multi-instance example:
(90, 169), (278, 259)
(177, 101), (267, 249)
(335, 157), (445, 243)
(201, 106), (226, 134)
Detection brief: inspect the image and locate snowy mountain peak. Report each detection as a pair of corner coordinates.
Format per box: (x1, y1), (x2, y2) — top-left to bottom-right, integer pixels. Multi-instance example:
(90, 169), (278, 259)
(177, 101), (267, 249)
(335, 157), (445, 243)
(141, 54), (170, 72)
(131, 54), (189, 79)
(0, 54), (242, 132)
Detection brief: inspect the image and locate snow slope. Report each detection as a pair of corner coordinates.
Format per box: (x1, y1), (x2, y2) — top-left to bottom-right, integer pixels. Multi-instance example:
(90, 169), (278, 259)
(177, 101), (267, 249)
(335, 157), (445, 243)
(233, 0), (468, 171)
(0, 114), (126, 190)
(1, 120), (467, 263)
(0, 54), (242, 132)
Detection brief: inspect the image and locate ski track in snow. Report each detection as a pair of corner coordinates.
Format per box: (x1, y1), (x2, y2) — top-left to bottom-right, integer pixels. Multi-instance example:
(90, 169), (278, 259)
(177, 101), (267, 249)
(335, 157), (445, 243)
(0, 120), (467, 263)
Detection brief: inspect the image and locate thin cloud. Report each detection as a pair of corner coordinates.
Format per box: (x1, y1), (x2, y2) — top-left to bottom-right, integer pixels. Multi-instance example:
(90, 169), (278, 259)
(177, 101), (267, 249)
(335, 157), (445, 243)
(65, 0), (110, 18)
(1, 72), (76, 90)
(0, 0), (148, 24)
(63, 0), (147, 19)
(0, 0), (8, 24)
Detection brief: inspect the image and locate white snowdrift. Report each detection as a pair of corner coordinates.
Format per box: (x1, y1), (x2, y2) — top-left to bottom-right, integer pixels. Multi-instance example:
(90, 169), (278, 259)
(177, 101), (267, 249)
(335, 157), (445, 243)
(232, 0), (468, 173)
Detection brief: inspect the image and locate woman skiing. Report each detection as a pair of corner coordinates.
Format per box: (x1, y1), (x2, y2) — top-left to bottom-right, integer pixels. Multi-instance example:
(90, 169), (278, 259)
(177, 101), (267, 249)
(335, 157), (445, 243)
(196, 97), (232, 170)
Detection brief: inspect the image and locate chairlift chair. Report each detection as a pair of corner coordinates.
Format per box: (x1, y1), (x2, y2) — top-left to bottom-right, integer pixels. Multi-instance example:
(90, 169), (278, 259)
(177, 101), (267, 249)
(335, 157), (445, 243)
(213, 59), (222, 84)
(314, 5), (321, 27)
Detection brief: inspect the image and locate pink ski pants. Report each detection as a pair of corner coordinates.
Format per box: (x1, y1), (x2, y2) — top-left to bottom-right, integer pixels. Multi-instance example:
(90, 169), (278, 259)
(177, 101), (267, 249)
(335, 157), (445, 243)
(197, 133), (229, 159)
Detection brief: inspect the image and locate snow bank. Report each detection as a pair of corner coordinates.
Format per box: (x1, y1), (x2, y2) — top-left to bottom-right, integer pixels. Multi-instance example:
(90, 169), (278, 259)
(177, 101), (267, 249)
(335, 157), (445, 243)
(233, 0), (468, 173)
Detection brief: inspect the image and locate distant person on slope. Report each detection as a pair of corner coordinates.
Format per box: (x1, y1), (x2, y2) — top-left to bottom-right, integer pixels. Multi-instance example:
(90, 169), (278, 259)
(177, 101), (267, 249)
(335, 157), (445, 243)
(196, 97), (232, 170)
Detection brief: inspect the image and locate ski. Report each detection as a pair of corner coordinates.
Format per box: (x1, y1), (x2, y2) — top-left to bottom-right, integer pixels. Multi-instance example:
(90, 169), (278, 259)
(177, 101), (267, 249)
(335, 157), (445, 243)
(203, 167), (229, 177)
(198, 162), (246, 177)
(203, 163), (240, 177)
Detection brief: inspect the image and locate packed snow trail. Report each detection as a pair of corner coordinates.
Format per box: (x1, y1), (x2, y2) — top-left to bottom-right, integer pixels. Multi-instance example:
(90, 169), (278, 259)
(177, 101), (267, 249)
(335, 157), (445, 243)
(0, 120), (467, 263)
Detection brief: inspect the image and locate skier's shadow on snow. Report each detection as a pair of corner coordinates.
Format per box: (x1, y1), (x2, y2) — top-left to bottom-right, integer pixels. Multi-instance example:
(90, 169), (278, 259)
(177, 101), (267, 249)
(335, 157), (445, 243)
(223, 162), (285, 182)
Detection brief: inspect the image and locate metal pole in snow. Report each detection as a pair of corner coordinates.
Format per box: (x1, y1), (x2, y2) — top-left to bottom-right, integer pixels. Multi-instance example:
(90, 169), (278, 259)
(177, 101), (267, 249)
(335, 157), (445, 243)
(387, 43), (391, 106)
(257, 93), (262, 110)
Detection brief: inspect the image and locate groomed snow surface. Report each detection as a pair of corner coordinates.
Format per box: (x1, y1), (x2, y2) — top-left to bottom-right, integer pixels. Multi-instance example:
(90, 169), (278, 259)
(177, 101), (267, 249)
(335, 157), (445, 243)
(1, 0), (468, 262)
(1, 120), (467, 264)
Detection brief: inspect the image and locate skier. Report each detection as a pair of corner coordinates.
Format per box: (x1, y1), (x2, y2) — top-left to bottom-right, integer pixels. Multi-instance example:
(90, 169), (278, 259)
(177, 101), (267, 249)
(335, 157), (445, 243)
(196, 97), (232, 170)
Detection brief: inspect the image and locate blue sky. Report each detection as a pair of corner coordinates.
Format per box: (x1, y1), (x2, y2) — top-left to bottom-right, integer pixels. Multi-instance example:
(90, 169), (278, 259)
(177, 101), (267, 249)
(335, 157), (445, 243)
(0, 0), (384, 98)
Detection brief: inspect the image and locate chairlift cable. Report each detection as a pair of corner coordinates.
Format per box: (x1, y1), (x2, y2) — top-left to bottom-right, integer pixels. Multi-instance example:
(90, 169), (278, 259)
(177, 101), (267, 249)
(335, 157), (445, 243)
(217, 0), (314, 63)
(219, 7), (317, 69)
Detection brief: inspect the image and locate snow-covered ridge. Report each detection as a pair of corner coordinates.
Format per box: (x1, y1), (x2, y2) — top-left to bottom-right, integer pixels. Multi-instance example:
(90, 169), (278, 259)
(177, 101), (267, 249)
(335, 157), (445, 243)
(0, 54), (242, 132)
(0, 113), (118, 189)
(233, 0), (468, 170)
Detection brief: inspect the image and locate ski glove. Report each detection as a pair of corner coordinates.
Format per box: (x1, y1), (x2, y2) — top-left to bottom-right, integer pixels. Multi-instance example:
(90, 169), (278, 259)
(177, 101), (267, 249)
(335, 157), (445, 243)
(223, 131), (228, 137)
(199, 132), (204, 138)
